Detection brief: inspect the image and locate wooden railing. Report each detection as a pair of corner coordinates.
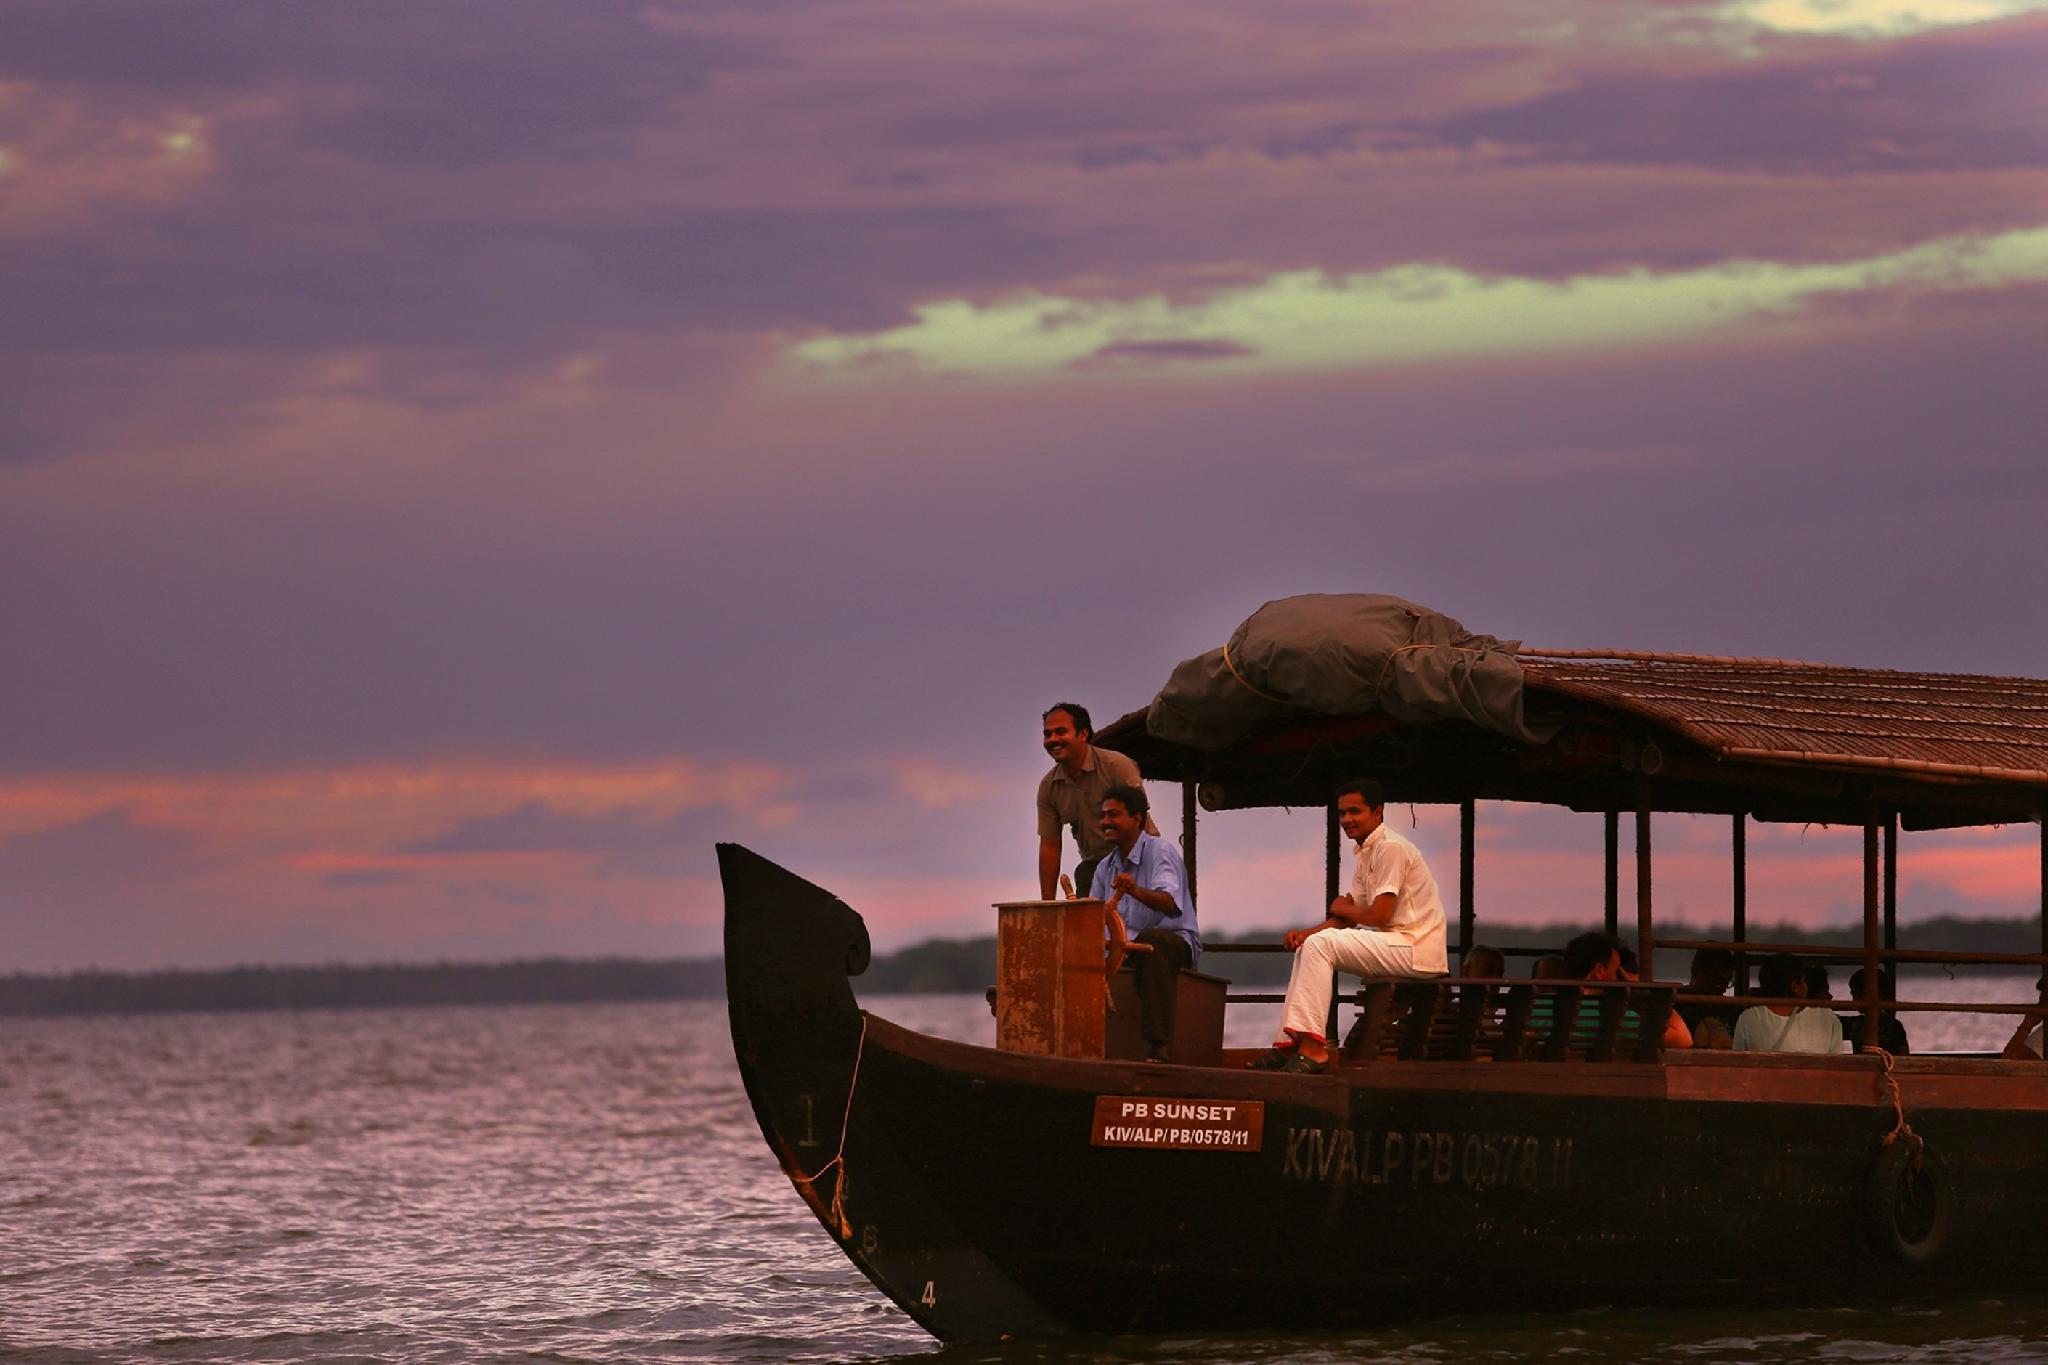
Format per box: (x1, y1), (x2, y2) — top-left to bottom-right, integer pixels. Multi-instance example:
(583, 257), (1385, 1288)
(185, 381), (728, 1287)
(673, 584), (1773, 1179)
(1342, 978), (1676, 1064)
(1200, 939), (2045, 1062)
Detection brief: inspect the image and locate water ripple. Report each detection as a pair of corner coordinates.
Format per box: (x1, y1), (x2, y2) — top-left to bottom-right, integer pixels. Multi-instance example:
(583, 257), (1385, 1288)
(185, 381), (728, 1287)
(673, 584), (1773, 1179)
(2, 997), (2044, 1362)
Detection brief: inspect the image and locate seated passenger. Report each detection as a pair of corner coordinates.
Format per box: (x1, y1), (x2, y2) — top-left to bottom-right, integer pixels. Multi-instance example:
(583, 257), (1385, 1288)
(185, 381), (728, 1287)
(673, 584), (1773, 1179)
(1248, 777), (1446, 1075)
(2003, 976), (2045, 1061)
(1733, 954), (1843, 1053)
(1613, 945), (1693, 1047)
(1530, 932), (1690, 1052)
(1463, 944), (1506, 979)
(1087, 784), (1198, 1063)
(1804, 963), (1834, 1003)
(1843, 967), (1909, 1055)
(1676, 948), (1740, 1039)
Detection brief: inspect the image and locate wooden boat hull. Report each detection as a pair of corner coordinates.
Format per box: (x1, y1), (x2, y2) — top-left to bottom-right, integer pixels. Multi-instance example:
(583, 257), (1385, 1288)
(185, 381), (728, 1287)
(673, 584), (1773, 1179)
(720, 843), (2048, 1343)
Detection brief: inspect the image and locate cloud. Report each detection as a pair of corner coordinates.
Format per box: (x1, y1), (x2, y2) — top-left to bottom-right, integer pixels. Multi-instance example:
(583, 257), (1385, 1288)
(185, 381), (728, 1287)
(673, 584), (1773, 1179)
(0, 806), (230, 969)
(1363, 446), (1697, 490)
(0, 805), (216, 883)
(0, 760), (800, 969)
(401, 800), (737, 879)
(0, 204), (1074, 364)
(4, 0), (2039, 394)
(0, 2), (773, 168)
(1080, 338), (1259, 367)
(790, 223), (2048, 380)
(400, 756), (1015, 876)
(1429, 13), (2048, 172)
(893, 759), (1003, 809)
(0, 761), (793, 853)
(1727, 0), (2048, 36)
(321, 868), (412, 888)
(405, 801), (655, 856)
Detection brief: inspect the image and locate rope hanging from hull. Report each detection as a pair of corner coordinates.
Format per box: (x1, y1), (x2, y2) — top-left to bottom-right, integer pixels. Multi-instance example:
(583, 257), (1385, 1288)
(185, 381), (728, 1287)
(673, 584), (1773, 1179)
(791, 1015), (869, 1242)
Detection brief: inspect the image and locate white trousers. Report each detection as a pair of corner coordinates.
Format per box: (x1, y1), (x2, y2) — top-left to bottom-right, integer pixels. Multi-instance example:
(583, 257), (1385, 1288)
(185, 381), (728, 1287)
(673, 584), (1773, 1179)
(1276, 927), (1431, 1044)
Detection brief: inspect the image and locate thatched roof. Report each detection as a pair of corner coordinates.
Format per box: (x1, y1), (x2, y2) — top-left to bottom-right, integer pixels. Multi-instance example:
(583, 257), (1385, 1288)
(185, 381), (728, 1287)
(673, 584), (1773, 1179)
(1521, 651), (2048, 786)
(1099, 647), (2048, 827)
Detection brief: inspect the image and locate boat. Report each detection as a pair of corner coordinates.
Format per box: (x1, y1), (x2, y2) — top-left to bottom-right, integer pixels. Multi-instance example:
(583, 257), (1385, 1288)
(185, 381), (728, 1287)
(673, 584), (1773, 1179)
(722, 595), (2048, 1343)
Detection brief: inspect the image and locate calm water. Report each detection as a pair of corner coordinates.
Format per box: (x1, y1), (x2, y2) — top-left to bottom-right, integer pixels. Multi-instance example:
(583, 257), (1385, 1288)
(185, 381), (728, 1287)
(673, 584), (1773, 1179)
(3, 987), (2044, 1363)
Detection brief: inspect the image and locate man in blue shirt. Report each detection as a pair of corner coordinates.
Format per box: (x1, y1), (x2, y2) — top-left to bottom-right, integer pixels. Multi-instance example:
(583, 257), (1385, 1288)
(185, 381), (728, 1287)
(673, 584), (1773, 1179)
(1087, 784), (1199, 1061)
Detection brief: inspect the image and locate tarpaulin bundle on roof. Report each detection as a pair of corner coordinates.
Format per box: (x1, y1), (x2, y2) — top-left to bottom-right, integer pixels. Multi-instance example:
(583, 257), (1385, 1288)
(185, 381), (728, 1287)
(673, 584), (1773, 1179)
(1144, 593), (1553, 751)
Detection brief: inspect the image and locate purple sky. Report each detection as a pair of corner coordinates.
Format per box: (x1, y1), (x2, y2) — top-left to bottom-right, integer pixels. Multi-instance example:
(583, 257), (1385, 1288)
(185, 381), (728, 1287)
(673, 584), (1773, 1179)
(4, 0), (2046, 971)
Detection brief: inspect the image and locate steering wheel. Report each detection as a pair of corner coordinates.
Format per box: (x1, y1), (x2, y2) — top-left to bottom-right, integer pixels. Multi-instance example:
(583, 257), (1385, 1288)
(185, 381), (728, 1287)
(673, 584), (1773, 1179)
(1104, 899), (1131, 982)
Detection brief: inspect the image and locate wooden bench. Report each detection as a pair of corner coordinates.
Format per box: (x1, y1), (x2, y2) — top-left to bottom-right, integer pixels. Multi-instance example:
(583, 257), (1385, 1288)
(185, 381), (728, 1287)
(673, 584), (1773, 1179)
(1341, 978), (1676, 1064)
(1106, 966), (1229, 1066)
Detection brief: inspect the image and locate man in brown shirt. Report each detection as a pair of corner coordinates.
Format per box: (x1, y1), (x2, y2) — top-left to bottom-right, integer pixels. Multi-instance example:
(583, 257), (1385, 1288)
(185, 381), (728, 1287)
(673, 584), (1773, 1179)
(1036, 702), (1153, 899)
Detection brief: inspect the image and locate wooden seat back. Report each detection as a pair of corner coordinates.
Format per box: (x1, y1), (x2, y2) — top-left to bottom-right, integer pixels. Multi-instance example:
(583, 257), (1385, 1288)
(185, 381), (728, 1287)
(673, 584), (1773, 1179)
(1343, 978), (1676, 1063)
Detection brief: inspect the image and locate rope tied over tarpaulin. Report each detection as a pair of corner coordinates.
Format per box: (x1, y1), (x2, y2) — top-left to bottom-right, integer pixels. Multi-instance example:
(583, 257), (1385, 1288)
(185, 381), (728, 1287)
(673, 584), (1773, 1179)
(1371, 642), (1498, 702)
(791, 1014), (869, 1241)
(1221, 638), (1285, 703)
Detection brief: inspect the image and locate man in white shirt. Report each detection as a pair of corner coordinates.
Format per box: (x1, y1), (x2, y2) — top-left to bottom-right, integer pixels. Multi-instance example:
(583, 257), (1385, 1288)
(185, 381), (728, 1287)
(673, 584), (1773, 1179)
(1733, 954), (1843, 1054)
(1249, 778), (1446, 1074)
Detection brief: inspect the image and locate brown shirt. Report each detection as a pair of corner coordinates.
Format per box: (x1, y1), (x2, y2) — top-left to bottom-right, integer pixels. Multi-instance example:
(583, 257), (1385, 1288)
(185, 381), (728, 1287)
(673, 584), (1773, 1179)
(1036, 746), (1147, 861)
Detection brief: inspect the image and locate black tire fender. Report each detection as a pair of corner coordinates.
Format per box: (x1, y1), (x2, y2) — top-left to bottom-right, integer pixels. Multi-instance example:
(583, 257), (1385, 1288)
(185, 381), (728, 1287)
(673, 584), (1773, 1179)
(1866, 1140), (1952, 1268)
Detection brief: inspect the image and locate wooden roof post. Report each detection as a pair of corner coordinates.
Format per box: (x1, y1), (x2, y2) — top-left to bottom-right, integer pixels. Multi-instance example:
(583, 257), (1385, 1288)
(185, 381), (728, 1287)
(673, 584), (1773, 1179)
(1325, 799), (1341, 904)
(1732, 811), (1748, 996)
(1635, 783), (1654, 980)
(1326, 800), (1341, 1043)
(1883, 812), (1898, 953)
(1604, 810), (1620, 937)
(1863, 816), (1881, 1052)
(1460, 798), (1476, 969)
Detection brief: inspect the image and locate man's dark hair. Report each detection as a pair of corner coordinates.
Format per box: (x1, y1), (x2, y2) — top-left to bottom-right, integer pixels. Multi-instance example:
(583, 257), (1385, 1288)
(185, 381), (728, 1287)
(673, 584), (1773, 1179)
(1101, 784), (1148, 820)
(1803, 963), (1832, 998)
(1042, 702), (1093, 738)
(1464, 944), (1506, 978)
(1758, 953), (1804, 997)
(1564, 930), (1621, 979)
(1332, 777), (1384, 808)
(1689, 948), (1737, 975)
(1848, 967), (1894, 1000)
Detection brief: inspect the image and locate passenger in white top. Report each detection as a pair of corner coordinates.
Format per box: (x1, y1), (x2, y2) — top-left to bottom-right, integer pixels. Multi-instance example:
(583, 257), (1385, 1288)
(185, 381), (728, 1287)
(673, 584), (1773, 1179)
(1249, 778), (1447, 1074)
(1733, 954), (1844, 1054)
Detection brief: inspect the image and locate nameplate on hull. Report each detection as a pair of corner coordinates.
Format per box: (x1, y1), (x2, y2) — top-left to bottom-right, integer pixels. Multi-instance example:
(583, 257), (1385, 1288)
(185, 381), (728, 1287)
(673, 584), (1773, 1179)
(1090, 1096), (1264, 1152)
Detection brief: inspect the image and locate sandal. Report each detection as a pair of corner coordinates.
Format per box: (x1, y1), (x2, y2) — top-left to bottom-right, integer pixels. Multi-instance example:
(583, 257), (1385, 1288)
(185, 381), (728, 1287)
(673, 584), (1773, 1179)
(1244, 1046), (1295, 1070)
(1280, 1050), (1331, 1075)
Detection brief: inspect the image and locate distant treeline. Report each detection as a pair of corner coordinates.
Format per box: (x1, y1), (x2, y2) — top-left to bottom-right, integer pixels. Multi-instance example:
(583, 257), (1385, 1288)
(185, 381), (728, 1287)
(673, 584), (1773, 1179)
(0, 957), (726, 1019)
(3, 916), (2038, 1017)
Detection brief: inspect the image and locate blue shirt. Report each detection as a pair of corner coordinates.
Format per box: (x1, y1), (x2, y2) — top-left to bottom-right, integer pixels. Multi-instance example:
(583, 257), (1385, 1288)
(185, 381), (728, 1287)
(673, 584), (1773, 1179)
(1089, 831), (1199, 963)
